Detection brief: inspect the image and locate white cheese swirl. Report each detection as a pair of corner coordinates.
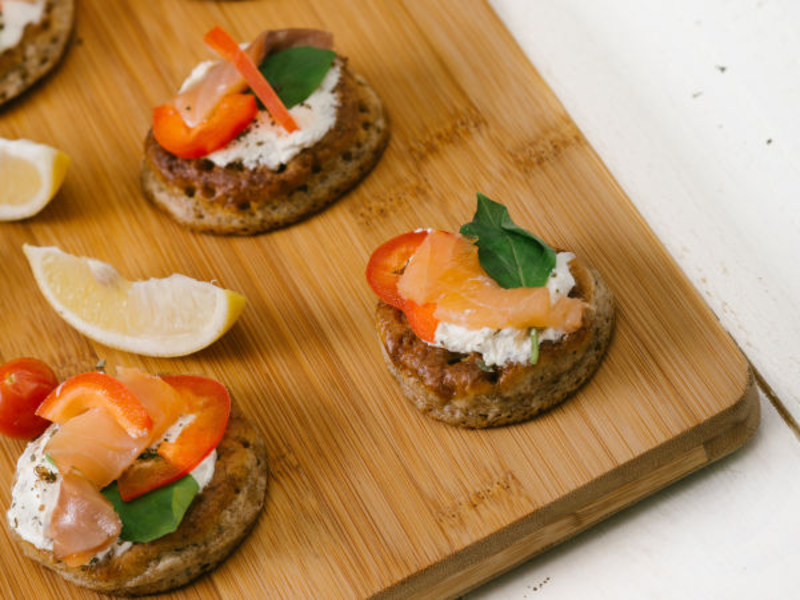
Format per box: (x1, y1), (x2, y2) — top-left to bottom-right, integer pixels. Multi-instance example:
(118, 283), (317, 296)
(0, 0), (45, 52)
(7, 422), (217, 559)
(179, 60), (341, 170)
(431, 252), (577, 367)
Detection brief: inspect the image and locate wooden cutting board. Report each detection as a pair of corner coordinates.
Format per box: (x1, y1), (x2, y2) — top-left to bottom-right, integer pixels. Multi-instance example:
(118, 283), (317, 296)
(0, 1), (758, 598)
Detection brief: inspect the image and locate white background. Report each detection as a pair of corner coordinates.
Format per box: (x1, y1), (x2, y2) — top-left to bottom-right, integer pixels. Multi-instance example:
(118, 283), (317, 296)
(469, 1), (800, 597)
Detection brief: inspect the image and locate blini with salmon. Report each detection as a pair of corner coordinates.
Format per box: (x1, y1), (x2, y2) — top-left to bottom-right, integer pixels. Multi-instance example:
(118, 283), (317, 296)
(376, 256), (615, 428)
(10, 406), (269, 596)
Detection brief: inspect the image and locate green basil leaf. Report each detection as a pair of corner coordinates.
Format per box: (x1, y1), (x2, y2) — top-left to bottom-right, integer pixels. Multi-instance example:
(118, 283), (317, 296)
(102, 475), (199, 543)
(530, 329), (539, 365)
(475, 358), (493, 372)
(460, 193), (556, 288)
(258, 46), (337, 109)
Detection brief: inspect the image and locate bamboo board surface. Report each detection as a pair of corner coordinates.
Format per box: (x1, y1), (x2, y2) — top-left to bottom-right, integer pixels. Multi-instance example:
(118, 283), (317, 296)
(0, 1), (758, 598)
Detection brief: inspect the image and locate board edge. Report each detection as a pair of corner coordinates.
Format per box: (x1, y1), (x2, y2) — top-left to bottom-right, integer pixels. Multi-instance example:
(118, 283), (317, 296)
(372, 368), (759, 600)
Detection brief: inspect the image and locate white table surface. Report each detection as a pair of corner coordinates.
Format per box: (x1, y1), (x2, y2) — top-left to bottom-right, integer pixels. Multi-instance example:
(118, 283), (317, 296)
(469, 1), (800, 598)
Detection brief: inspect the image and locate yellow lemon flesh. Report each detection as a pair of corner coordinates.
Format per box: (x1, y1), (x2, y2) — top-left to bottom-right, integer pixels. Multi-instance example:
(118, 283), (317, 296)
(23, 245), (246, 357)
(0, 139), (70, 220)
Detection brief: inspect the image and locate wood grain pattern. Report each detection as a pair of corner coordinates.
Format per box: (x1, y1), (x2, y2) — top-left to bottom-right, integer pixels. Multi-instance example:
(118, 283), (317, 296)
(0, 1), (757, 598)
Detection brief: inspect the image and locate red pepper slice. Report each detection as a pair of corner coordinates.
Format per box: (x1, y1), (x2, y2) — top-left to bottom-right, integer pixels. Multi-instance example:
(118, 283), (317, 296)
(116, 375), (230, 501)
(404, 300), (439, 343)
(36, 372), (152, 439)
(366, 230), (430, 310)
(152, 93), (257, 159)
(366, 230), (442, 342)
(204, 25), (299, 133)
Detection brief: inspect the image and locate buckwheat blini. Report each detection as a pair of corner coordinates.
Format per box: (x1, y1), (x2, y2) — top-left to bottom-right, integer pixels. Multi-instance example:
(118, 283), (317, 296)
(0, 0), (74, 106)
(7, 367), (269, 595)
(366, 194), (615, 428)
(141, 27), (389, 235)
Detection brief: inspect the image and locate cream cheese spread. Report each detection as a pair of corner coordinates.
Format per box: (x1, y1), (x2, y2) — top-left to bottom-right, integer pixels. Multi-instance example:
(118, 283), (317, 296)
(7, 422), (217, 559)
(179, 60), (341, 170)
(0, 0), (45, 52)
(432, 252), (577, 366)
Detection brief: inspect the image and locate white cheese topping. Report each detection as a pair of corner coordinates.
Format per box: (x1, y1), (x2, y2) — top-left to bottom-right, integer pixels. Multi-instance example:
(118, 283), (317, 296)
(546, 251), (577, 304)
(189, 448), (216, 490)
(435, 323), (533, 366)
(7, 422), (217, 559)
(179, 60), (341, 170)
(7, 425), (60, 550)
(0, 0), (45, 52)
(432, 252), (577, 366)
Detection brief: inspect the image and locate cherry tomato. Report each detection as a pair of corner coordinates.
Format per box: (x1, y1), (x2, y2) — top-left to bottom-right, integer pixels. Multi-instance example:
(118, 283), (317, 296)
(0, 358), (59, 439)
(366, 230), (442, 341)
(404, 300), (439, 343)
(365, 230), (430, 310)
(152, 93), (258, 159)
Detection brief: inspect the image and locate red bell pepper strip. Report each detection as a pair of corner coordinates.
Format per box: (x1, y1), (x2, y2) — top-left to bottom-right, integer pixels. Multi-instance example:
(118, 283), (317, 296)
(36, 372), (152, 439)
(204, 25), (298, 133)
(116, 375), (230, 501)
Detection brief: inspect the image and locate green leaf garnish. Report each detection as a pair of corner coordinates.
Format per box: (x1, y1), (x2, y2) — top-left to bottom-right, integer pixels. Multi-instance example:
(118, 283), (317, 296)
(475, 358), (493, 372)
(44, 453), (56, 467)
(460, 193), (556, 288)
(102, 475), (199, 543)
(258, 46), (336, 109)
(530, 329), (539, 365)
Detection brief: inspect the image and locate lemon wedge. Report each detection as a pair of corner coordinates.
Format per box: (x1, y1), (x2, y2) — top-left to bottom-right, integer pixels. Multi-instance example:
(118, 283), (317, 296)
(0, 139), (70, 221)
(23, 245), (246, 357)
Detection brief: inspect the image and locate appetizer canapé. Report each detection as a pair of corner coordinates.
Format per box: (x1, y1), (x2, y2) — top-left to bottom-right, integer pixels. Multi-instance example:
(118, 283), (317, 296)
(4, 360), (268, 595)
(141, 26), (389, 234)
(366, 194), (615, 428)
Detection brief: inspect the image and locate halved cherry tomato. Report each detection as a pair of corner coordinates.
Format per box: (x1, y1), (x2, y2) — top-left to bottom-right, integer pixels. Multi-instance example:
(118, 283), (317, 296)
(36, 371), (152, 439)
(117, 375), (230, 501)
(0, 358), (58, 439)
(366, 230), (430, 310)
(366, 230), (444, 342)
(152, 92), (258, 159)
(404, 300), (439, 343)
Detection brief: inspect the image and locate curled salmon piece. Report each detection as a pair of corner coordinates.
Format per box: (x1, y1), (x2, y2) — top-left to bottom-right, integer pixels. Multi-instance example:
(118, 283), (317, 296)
(397, 231), (585, 332)
(46, 407), (150, 489)
(40, 371), (154, 489)
(172, 28), (334, 128)
(115, 366), (186, 446)
(46, 470), (122, 567)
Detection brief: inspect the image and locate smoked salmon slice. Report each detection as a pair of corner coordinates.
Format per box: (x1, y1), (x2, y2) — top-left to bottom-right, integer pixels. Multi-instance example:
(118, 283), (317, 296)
(46, 407), (150, 489)
(172, 28), (334, 128)
(116, 366), (186, 446)
(397, 231), (585, 332)
(47, 470), (122, 567)
(38, 368), (188, 565)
